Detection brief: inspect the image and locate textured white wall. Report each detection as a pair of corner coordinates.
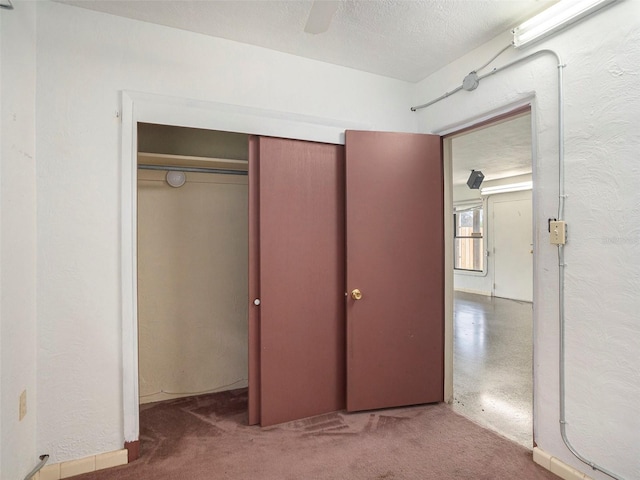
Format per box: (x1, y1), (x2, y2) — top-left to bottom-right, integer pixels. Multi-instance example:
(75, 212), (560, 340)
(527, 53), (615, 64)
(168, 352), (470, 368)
(1, 1), (38, 478)
(415, 2), (640, 478)
(35, 1), (415, 463)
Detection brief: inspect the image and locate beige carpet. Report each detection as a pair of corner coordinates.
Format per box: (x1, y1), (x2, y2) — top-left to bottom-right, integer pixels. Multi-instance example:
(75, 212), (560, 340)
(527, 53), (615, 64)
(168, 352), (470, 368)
(73, 389), (558, 480)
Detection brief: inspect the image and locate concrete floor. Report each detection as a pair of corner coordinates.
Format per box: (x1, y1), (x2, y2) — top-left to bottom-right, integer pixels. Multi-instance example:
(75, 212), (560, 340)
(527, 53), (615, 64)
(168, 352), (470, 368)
(452, 291), (533, 449)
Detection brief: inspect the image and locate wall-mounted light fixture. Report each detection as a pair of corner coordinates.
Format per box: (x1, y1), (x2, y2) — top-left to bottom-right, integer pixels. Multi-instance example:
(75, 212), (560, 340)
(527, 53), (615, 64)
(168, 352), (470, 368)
(166, 171), (186, 188)
(480, 181), (532, 195)
(513, 0), (617, 48)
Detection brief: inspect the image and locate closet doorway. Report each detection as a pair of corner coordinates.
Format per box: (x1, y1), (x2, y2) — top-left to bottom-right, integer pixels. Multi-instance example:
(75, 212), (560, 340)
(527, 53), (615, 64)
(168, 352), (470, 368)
(136, 124), (250, 408)
(121, 95), (444, 444)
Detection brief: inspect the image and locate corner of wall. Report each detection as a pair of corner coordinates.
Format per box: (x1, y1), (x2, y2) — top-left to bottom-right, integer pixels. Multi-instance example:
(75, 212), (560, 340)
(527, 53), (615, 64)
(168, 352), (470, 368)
(1, 0), (38, 478)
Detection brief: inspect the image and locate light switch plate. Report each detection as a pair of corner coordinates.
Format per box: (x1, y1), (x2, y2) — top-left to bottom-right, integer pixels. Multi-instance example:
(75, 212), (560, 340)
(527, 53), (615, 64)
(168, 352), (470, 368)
(550, 220), (567, 245)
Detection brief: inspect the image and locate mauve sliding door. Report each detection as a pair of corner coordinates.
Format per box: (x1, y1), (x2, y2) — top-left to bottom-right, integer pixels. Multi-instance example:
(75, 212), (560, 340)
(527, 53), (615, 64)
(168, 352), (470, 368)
(248, 136), (346, 427)
(249, 131), (444, 426)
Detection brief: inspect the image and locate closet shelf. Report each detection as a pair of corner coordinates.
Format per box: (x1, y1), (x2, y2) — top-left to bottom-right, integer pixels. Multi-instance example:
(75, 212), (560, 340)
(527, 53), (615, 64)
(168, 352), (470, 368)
(138, 152), (248, 172)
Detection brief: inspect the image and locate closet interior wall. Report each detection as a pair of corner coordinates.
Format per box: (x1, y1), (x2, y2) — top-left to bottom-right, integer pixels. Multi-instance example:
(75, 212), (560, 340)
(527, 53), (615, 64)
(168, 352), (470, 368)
(137, 124), (249, 404)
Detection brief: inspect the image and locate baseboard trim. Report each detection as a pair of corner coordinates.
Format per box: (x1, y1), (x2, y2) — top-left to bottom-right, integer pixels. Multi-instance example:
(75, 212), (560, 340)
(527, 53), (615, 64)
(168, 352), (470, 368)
(31, 443), (587, 479)
(533, 447), (594, 480)
(33, 449), (128, 480)
(453, 287), (492, 296)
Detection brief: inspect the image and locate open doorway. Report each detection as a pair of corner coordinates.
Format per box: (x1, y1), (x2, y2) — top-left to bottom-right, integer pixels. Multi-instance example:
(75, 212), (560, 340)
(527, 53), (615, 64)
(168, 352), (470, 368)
(447, 110), (534, 448)
(136, 124), (250, 411)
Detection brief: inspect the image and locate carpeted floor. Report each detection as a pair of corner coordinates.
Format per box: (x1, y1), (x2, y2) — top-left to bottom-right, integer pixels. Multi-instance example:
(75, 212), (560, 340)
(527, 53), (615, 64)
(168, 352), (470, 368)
(73, 389), (558, 480)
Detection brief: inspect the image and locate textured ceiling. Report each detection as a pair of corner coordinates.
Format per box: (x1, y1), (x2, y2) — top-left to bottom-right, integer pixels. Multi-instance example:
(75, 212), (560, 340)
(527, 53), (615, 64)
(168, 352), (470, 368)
(56, 0), (554, 82)
(452, 113), (532, 187)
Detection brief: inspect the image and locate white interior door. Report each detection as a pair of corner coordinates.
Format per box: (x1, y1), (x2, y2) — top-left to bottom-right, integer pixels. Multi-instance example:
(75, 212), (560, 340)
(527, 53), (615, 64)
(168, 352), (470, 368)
(492, 197), (533, 302)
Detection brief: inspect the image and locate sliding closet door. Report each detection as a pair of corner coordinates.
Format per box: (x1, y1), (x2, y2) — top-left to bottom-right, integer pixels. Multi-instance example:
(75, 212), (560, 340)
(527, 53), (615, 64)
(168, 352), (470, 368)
(249, 131), (443, 425)
(345, 130), (444, 412)
(248, 137), (261, 425)
(249, 136), (345, 427)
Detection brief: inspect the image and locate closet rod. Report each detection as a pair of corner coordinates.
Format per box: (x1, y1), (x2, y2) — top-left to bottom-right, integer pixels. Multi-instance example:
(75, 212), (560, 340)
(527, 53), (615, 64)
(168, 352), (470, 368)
(138, 164), (248, 176)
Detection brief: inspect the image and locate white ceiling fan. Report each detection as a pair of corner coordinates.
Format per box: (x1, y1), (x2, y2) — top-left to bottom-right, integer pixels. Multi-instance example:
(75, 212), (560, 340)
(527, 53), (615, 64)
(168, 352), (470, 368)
(304, 0), (340, 34)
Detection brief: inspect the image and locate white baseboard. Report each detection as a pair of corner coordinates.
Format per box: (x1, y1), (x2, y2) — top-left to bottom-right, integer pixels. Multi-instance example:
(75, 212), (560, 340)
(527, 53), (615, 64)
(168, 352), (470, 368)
(533, 447), (594, 480)
(31, 445), (591, 479)
(453, 287), (492, 296)
(33, 449), (128, 480)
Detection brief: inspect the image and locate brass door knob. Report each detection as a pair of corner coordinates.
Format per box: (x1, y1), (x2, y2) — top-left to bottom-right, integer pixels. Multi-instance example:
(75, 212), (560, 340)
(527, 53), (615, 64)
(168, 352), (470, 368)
(351, 289), (363, 300)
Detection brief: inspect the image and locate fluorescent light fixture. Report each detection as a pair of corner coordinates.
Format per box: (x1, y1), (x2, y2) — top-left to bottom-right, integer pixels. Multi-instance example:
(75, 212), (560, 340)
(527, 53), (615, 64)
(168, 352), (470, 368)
(480, 181), (532, 195)
(513, 0), (617, 48)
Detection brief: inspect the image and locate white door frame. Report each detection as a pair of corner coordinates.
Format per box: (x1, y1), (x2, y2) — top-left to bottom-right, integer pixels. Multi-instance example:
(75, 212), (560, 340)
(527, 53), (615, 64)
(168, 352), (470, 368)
(120, 91), (367, 443)
(437, 96), (536, 404)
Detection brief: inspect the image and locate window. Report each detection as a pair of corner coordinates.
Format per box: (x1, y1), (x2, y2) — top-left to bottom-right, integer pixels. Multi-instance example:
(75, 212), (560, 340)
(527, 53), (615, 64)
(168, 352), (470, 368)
(454, 207), (484, 272)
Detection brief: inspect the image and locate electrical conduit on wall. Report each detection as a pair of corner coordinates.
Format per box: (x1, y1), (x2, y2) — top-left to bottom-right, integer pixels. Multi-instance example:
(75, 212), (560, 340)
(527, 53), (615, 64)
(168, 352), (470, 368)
(412, 45), (625, 480)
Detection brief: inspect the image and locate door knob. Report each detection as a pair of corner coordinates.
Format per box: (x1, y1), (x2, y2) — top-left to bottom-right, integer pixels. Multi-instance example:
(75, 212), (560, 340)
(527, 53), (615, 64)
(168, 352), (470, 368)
(351, 289), (363, 300)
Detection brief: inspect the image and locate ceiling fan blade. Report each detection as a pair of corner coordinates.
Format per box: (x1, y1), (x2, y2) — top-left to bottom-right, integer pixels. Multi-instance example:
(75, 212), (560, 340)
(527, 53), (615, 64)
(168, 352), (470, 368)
(304, 0), (340, 34)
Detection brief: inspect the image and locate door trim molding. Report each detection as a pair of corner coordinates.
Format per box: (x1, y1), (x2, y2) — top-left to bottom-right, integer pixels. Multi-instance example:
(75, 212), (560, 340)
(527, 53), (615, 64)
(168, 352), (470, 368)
(435, 96), (534, 137)
(120, 91), (368, 442)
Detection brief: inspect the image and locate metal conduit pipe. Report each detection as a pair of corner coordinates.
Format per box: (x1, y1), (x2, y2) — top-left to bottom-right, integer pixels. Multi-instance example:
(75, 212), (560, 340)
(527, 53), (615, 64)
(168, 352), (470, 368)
(410, 85), (465, 112)
(473, 44), (514, 75)
(24, 455), (49, 480)
(410, 44), (514, 111)
(412, 47), (626, 480)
